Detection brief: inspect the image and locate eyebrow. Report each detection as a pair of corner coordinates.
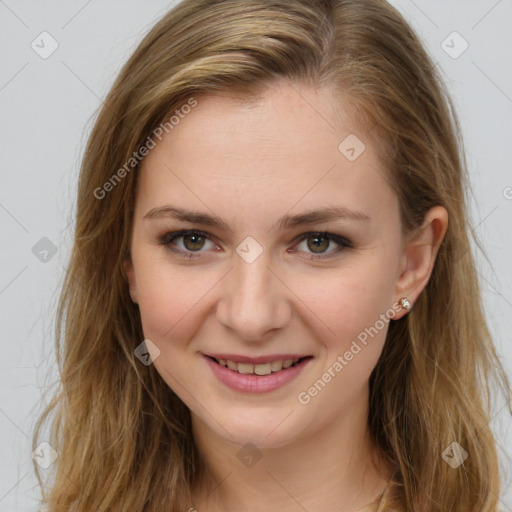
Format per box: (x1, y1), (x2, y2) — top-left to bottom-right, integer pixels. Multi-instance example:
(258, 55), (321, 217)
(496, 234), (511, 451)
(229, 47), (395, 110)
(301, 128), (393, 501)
(143, 205), (370, 230)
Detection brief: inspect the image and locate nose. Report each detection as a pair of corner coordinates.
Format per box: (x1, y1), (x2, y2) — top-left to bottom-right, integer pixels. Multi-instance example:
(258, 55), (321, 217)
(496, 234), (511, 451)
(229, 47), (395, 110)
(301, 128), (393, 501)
(215, 249), (292, 343)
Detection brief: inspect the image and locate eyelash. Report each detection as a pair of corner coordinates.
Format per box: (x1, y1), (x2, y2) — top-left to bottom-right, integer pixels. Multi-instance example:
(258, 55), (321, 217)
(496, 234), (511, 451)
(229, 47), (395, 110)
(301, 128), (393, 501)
(158, 229), (353, 260)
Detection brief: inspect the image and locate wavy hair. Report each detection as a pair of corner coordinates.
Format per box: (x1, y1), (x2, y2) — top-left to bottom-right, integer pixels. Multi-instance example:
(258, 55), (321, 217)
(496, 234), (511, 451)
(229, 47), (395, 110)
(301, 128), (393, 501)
(33, 0), (511, 510)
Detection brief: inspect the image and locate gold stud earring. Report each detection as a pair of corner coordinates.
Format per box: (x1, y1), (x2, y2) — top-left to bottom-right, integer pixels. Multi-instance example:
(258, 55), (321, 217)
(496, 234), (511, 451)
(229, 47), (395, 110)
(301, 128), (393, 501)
(400, 297), (411, 311)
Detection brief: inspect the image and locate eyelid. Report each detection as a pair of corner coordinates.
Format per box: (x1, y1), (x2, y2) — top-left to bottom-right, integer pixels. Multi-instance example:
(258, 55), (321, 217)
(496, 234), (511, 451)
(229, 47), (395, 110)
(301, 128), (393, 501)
(294, 231), (353, 248)
(291, 232), (353, 260)
(159, 229), (220, 256)
(159, 229), (215, 245)
(159, 229), (353, 259)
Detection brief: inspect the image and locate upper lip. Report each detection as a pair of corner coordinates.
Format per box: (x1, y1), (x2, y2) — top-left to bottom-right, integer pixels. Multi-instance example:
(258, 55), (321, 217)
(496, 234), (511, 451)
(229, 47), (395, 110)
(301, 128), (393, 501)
(203, 353), (312, 364)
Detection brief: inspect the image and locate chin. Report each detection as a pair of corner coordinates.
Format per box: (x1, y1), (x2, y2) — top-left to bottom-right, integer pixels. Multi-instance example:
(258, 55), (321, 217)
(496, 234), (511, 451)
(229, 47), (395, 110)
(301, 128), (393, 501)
(204, 410), (302, 449)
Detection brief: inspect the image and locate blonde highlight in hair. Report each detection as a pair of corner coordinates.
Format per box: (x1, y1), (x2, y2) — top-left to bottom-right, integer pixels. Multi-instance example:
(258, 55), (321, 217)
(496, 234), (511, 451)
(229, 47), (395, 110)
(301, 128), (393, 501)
(33, 1), (511, 510)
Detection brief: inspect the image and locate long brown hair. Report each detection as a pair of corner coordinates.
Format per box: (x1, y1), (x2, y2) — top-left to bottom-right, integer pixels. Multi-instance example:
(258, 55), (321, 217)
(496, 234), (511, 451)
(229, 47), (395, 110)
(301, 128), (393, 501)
(33, 0), (511, 510)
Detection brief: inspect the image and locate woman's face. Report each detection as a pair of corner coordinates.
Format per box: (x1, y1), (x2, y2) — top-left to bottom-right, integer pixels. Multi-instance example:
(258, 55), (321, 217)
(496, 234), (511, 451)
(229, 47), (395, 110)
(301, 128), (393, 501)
(124, 81), (411, 448)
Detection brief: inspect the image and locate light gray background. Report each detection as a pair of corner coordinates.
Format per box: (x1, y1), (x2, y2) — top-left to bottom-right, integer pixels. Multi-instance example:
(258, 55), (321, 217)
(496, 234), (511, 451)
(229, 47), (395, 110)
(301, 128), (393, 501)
(1, 1), (511, 510)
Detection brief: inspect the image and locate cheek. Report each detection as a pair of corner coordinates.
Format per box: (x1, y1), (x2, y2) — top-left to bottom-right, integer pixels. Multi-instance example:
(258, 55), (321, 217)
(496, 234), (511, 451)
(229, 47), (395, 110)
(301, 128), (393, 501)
(136, 271), (212, 343)
(292, 254), (398, 347)
(131, 247), (207, 341)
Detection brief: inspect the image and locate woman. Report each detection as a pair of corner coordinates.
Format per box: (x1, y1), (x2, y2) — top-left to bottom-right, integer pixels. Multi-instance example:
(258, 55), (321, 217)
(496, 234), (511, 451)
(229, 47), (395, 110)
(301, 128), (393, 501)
(33, 0), (511, 510)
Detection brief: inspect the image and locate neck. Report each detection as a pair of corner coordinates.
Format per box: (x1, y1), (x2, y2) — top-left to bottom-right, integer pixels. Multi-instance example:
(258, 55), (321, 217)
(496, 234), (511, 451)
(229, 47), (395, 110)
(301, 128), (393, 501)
(189, 385), (394, 512)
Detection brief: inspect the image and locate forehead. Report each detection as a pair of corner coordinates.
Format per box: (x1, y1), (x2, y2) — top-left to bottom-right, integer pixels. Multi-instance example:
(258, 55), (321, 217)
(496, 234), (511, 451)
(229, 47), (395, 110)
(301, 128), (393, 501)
(158, 82), (360, 163)
(135, 82), (396, 223)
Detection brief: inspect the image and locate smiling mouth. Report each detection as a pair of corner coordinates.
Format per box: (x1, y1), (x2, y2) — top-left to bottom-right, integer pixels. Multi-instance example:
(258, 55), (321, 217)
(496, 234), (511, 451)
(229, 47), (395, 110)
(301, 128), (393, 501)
(208, 356), (312, 375)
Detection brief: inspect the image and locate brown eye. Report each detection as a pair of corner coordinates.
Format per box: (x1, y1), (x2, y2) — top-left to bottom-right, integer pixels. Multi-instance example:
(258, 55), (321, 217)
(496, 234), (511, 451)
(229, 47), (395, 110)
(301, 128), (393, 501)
(160, 230), (352, 260)
(183, 233), (206, 251)
(159, 230), (217, 257)
(307, 235), (330, 253)
(293, 232), (352, 260)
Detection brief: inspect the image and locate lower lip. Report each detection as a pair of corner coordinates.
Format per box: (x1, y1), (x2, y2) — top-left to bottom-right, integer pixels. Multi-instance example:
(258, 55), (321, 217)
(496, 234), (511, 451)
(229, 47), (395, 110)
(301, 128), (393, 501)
(204, 355), (312, 394)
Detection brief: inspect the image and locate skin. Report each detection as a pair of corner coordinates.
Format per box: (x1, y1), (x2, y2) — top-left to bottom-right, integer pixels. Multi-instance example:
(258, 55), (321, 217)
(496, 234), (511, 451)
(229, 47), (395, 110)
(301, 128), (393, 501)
(123, 79), (448, 511)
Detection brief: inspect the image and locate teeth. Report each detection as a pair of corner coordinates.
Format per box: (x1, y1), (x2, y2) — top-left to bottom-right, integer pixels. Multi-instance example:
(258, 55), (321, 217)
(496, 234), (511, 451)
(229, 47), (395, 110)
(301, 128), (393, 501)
(237, 363), (254, 374)
(270, 360), (283, 372)
(254, 363), (272, 376)
(215, 357), (301, 375)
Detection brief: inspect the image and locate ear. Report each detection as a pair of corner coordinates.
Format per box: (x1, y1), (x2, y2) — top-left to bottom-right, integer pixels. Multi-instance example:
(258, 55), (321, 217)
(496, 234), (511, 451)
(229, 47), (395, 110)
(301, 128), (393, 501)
(122, 254), (138, 304)
(393, 206), (448, 319)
